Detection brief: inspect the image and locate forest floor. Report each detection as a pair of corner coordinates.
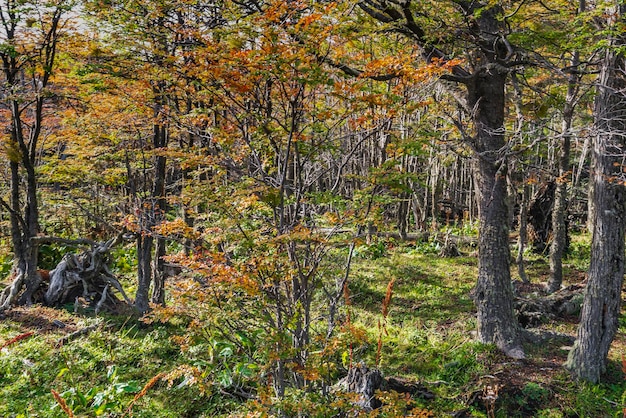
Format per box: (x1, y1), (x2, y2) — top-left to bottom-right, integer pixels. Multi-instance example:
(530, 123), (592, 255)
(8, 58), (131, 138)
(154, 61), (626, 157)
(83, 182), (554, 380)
(0, 233), (624, 417)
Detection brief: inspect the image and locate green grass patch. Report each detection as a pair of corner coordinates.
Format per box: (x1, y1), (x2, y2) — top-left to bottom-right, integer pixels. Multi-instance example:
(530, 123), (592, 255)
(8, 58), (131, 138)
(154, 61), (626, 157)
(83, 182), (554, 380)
(0, 232), (623, 416)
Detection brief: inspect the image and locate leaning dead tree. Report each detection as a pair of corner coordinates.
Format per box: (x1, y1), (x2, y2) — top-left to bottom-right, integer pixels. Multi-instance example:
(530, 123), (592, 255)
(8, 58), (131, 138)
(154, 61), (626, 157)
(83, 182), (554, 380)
(0, 235), (132, 313)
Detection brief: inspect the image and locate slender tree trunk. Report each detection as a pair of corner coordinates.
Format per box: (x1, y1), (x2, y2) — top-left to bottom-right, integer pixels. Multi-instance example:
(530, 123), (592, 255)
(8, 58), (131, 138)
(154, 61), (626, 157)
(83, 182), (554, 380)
(135, 225), (153, 315)
(548, 0), (583, 292)
(152, 236), (167, 305)
(547, 125), (572, 292)
(134, 87), (169, 312)
(517, 183), (530, 283)
(566, 13), (626, 381)
(150, 148), (168, 306)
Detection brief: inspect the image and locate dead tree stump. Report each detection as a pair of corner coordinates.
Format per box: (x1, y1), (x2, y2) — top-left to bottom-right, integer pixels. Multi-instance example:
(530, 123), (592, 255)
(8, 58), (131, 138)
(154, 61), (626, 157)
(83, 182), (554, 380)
(334, 363), (435, 412)
(0, 235), (131, 313)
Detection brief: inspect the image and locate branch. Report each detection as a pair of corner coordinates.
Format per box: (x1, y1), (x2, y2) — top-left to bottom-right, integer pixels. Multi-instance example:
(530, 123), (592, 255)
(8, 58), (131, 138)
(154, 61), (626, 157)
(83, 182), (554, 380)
(30, 236), (97, 247)
(323, 56), (399, 81)
(56, 320), (102, 347)
(0, 196), (27, 231)
(69, 195), (120, 234)
(358, 0), (470, 78)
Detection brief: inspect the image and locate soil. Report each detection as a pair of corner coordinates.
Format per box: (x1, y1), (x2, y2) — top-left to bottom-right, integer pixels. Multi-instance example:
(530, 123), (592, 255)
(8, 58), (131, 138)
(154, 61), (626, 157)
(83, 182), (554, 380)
(2, 305), (80, 334)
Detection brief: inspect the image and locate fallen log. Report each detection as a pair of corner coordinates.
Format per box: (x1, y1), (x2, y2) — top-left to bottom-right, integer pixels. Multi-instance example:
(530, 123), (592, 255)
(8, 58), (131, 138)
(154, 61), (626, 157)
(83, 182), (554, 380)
(514, 283), (585, 328)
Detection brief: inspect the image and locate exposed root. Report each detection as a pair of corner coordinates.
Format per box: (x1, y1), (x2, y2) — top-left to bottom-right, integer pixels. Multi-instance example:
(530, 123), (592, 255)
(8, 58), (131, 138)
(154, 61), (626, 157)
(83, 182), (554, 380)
(0, 234), (130, 313)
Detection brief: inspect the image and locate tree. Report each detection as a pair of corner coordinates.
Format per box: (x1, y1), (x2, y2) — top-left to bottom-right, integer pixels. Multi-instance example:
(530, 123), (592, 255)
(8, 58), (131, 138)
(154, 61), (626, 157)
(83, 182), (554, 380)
(356, 0), (525, 357)
(81, 0), (223, 313)
(566, 0), (626, 382)
(547, 0), (587, 293)
(0, 0), (68, 309)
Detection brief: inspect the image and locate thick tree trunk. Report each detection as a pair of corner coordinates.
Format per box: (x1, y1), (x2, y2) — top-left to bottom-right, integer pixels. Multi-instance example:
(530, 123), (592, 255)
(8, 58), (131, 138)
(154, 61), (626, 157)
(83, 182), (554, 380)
(566, 26), (626, 382)
(470, 70), (523, 358)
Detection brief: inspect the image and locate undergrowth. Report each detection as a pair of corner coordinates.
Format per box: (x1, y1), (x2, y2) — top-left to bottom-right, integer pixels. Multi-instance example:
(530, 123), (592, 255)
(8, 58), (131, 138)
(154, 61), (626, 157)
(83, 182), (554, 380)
(0, 233), (624, 417)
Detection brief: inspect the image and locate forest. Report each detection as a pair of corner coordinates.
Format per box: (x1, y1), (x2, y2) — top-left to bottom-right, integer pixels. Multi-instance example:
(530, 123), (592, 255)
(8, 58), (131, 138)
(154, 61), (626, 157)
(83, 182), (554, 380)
(0, 0), (625, 416)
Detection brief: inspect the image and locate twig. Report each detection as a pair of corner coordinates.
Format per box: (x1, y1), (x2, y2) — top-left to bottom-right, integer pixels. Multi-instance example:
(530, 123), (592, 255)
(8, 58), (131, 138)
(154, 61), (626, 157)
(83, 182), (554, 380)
(55, 321), (101, 347)
(94, 284), (109, 315)
(0, 331), (35, 350)
(30, 236), (97, 247)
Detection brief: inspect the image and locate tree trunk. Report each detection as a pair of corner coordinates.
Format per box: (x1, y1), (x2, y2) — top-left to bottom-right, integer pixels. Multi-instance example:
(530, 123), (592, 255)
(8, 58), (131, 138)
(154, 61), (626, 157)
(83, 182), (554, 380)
(135, 227), (153, 315)
(356, 0), (523, 358)
(150, 148), (168, 306)
(468, 46), (523, 358)
(134, 99), (169, 313)
(547, 135), (571, 293)
(151, 236), (167, 305)
(548, 6), (583, 292)
(516, 183), (530, 283)
(458, 4), (523, 358)
(566, 15), (626, 381)
(528, 181), (556, 253)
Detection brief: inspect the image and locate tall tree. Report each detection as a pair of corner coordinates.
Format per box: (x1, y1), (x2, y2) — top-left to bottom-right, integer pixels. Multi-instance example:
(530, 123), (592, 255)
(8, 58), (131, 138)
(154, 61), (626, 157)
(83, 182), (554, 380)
(547, 0), (586, 294)
(566, 0), (626, 382)
(356, 0), (524, 357)
(82, 0), (222, 313)
(0, 0), (68, 309)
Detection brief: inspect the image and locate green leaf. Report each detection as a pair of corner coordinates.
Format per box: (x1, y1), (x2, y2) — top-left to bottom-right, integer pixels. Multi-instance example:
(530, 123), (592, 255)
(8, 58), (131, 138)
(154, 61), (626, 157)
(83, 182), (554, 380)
(114, 381), (140, 394)
(106, 365), (117, 380)
(218, 370), (233, 387)
(219, 345), (233, 358)
(236, 362), (258, 379)
(56, 367), (69, 379)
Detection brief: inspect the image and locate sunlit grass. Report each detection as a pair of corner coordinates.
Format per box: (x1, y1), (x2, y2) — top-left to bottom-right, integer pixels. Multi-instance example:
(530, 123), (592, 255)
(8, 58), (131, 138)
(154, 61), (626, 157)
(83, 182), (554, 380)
(0, 232), (623, 417)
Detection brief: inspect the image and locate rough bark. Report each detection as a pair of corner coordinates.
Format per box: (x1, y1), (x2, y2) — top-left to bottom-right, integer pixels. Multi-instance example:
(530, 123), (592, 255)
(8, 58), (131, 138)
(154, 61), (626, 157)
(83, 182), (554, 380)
(135, 228), (153, 315)
(566, 19), (626, 381)
(527, 182), (556, 254)
(468, 45), (523, 358)
(334, 363), (434, 412)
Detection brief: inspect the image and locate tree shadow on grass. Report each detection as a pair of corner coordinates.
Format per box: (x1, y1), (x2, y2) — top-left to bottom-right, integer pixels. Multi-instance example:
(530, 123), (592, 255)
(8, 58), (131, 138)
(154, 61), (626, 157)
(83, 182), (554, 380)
(350, 263), (475, 323)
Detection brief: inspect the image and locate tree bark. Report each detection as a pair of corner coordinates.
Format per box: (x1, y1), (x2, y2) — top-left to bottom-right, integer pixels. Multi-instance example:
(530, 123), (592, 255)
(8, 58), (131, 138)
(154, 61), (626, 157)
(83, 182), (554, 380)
(135, 228), (153, 315)
(469, 69), (524, 358)
(566, 9), (626, 381)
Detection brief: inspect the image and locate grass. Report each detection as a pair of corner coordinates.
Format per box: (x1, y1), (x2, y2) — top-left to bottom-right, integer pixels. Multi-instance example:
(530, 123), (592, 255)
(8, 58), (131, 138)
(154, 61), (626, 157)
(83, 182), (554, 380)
(0, 233), (624, 417)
